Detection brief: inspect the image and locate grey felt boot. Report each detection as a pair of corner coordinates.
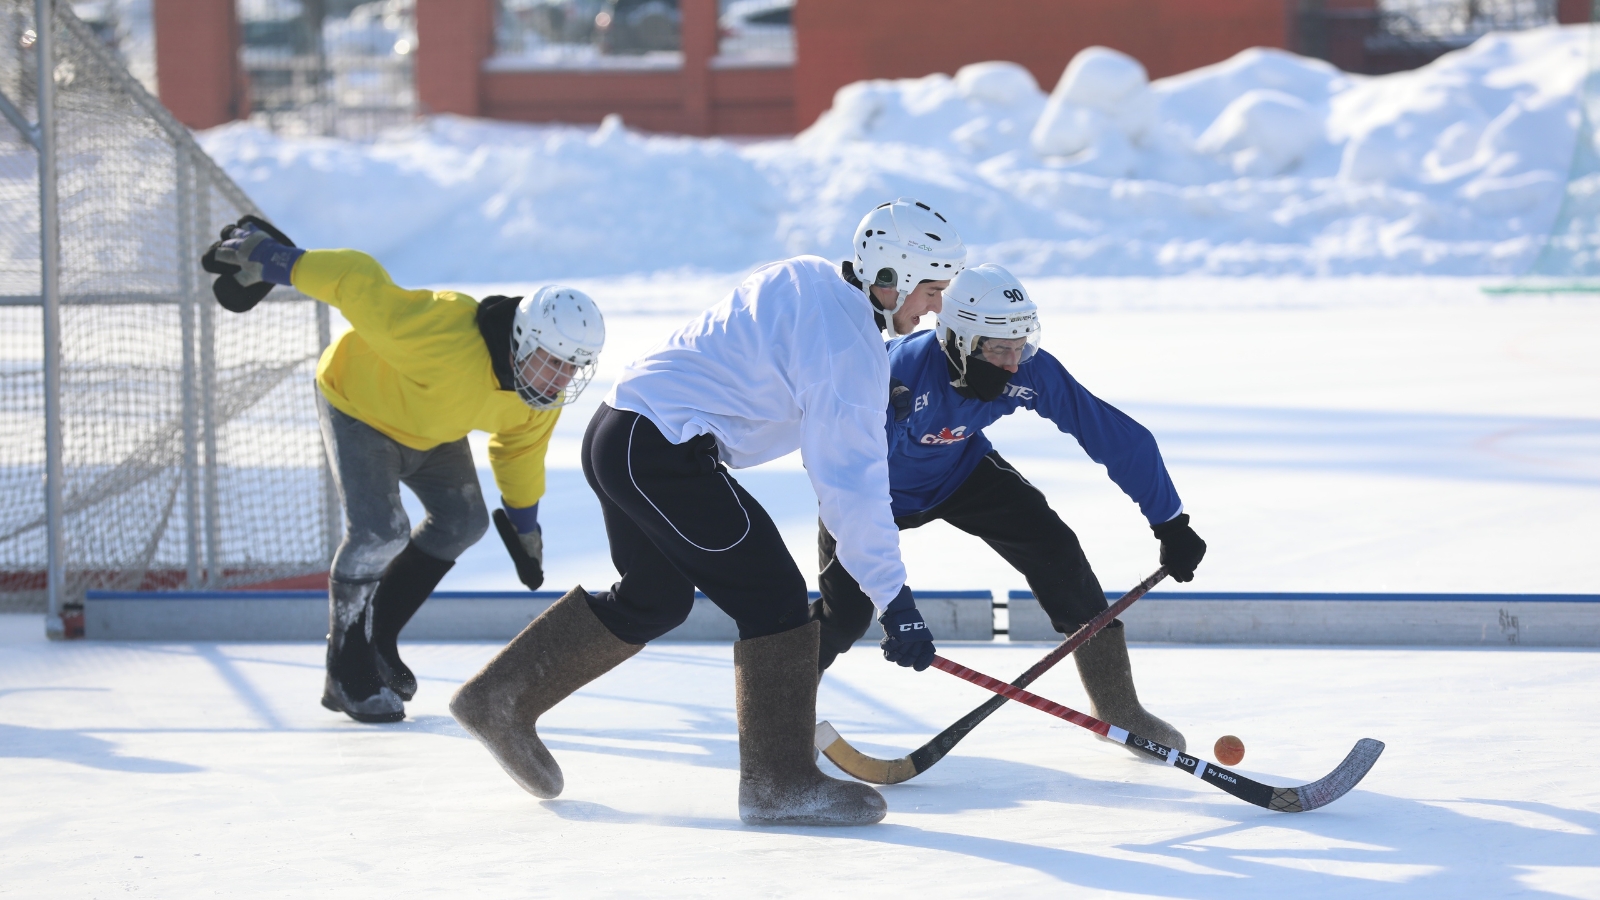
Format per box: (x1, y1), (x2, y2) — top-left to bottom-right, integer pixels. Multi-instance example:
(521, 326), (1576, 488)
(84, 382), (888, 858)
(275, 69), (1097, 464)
(321, 579), (406, 723)
(1074, 619), (1186, 756)
(450, 586), (642, 799)
(736, 621), (886, 826)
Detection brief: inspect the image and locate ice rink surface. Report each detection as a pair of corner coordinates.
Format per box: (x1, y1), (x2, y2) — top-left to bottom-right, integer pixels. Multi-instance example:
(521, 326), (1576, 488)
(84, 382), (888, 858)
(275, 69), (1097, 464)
(4, 277), (1599, 897)
(4, 623), (1599, 898)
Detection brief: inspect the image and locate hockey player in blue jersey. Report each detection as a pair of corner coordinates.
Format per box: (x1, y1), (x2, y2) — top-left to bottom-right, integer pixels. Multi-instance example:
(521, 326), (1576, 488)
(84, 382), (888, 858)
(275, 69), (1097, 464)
(814, 263), (1206, 753)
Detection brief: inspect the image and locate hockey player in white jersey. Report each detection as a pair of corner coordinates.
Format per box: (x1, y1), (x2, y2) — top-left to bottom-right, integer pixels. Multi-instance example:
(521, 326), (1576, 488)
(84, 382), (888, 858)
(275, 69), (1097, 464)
(450, 200), (966, 826)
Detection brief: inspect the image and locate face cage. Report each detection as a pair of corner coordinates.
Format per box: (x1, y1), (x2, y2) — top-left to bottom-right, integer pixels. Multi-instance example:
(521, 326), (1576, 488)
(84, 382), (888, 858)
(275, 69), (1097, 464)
(513, 346), (598, 410)
(946, 327), (1042, 376)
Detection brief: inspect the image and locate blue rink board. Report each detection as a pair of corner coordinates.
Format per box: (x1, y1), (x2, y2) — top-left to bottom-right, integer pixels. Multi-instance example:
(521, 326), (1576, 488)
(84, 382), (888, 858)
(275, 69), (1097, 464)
(81, 588), (1599, 645)
(1006, 590), (1600, 646)
(80, 589), (994, 642)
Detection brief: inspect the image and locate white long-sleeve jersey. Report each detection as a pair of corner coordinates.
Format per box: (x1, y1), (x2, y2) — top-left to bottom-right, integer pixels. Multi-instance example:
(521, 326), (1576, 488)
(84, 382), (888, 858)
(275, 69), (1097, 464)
(606, 256), (908, 610)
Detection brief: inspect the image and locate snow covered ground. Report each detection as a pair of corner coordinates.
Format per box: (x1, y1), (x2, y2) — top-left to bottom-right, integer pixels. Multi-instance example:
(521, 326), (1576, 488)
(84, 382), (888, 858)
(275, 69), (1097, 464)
(3, 616), (1598, 897)
(202, 25), (1593, 283)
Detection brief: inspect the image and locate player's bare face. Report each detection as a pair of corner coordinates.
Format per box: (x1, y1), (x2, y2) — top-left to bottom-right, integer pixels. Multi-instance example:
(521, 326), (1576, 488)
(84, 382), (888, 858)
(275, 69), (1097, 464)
(518, 347), (578, 401)
(874, 279), (949, 333)
(975, 335), (1028, 373)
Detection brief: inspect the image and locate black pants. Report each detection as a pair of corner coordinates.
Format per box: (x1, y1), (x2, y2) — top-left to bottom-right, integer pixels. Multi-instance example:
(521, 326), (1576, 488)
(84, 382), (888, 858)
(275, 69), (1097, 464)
(815, 451), (1106, 670)
(581, 404), (812, 644)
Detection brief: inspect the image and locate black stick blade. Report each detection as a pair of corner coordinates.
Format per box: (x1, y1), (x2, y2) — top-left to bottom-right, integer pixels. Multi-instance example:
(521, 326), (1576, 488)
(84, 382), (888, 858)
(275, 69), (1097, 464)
(1125, 731), (1385, 813)
(1287, 738), (1386, 811)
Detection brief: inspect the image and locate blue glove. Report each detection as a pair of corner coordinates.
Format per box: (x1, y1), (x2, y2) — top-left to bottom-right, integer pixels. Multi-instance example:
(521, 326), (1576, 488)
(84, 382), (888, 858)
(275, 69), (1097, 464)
(215, 225), (302, 286)
(200, 215), (302, 313)
(889, 378), (913, 422)
(879, 586), (935, 671)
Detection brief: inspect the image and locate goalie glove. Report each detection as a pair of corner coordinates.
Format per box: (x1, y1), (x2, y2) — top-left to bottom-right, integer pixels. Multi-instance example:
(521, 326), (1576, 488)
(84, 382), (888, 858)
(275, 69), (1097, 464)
(493, 504), (545, 591)
(200, 215), (302, 313)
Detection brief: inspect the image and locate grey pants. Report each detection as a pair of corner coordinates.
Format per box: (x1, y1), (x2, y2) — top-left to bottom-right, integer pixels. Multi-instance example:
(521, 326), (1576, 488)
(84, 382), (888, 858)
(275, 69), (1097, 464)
(317, 394), (489, 584)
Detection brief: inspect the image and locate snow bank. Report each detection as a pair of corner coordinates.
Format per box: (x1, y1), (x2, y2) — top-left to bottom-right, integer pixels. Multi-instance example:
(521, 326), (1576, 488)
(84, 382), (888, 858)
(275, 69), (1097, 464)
(200, 26), (1589, 283)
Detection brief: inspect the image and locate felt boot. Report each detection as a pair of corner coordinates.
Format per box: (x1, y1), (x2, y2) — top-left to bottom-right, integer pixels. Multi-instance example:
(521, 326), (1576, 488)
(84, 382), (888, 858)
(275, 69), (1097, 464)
(321, 579), (406, 723)
(1074, 619), (1185, 756)
(371, 541), (455, 701)
(450, 586), (641, 799)
(736, 621), (886, 826)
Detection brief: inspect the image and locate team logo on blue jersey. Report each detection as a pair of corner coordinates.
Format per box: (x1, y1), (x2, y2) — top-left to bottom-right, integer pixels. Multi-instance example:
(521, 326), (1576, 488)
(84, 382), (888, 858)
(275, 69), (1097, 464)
(919, 426), (969, 445)
(1002, 383), (1037, 400)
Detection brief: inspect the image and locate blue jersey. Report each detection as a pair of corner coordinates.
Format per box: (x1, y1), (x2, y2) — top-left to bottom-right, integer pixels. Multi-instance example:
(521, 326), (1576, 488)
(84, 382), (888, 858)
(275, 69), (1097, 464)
(884, 330), (1182, 522)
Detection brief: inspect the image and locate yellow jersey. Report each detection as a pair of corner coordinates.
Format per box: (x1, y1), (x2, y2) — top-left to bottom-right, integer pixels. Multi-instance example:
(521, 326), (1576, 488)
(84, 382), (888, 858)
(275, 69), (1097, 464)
(294, 249), (557, 509)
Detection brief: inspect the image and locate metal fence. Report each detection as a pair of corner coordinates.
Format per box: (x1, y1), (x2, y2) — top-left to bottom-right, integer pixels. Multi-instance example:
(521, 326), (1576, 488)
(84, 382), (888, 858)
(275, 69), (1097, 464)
(491, 0), (794, 69)
(1299, 0), (1561, 74)
(0, 0), (337, 630)
(241, 0), (416, 140)
(1376, 0), (1556, 46)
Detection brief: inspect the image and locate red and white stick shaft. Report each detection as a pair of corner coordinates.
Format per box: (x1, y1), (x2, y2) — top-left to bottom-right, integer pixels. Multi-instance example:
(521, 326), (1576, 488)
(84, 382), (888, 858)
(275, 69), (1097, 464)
(930, 655), (1115, 738)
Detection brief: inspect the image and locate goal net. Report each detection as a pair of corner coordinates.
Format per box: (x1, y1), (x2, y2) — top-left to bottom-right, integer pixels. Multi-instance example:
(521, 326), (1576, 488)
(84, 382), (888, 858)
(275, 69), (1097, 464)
(1489, 3), (1600, 292)
(0, 0), (337, 617)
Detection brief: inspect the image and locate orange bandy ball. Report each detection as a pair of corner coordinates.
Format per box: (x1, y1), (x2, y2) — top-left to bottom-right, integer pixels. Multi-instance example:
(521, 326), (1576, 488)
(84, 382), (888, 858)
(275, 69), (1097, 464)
(1214, 735), (1246, 766)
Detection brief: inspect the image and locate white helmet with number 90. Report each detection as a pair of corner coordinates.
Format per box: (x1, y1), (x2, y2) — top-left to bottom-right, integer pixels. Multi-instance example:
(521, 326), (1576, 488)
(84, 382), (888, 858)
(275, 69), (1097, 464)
(937, 263), (1041, 379)
(511, 286), (606, 410)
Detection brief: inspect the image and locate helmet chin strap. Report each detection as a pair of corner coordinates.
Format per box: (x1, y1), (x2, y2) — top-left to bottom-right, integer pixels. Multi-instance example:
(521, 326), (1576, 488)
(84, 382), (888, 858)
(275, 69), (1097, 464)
(877, 289), (911, 338)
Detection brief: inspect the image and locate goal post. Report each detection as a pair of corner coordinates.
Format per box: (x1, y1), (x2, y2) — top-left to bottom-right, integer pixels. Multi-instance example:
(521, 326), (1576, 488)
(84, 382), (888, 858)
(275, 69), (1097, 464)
(1485, 1), (1600, 294)
(0, 0), (339, 635)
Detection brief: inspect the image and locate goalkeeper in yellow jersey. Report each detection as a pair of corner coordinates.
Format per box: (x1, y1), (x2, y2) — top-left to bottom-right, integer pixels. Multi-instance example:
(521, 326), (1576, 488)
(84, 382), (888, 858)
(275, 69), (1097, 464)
(202, 216), (606, 723)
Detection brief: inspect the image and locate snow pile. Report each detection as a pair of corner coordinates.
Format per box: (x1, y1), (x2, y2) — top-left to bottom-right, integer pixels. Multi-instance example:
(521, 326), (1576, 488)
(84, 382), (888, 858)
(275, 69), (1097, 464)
(200, 26), (1589, 283)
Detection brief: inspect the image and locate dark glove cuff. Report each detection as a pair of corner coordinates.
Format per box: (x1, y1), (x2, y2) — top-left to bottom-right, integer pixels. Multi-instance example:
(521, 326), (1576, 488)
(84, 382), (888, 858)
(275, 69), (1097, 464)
(881, 585), (915, 618)
(1151, 512), (1190, 539)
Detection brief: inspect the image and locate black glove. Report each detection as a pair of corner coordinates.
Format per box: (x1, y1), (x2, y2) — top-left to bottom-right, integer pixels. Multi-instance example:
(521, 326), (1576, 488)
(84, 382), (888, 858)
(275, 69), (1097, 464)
(493, 508), (545, 591)
(889, 377), (913, 422)
(200, 215), (300, 313)
(879, 586), (935, 671)
(1152, 513), (1206, 583)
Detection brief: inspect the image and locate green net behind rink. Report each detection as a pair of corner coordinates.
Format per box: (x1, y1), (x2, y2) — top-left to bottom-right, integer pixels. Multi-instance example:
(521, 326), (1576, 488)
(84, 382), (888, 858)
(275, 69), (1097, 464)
(1487, 3), (1600, 293)
(0, 0), (337, 613)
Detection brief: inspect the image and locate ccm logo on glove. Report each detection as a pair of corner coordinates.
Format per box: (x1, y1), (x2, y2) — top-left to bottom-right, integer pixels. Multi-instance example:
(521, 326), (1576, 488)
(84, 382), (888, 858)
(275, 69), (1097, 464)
(879, 586), (936, 671)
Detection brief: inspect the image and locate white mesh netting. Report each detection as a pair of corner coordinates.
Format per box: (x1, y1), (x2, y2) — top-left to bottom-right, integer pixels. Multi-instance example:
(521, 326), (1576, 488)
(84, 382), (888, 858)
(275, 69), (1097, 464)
(0, 1), (335, 612)
(1519, 9), (1600, 285)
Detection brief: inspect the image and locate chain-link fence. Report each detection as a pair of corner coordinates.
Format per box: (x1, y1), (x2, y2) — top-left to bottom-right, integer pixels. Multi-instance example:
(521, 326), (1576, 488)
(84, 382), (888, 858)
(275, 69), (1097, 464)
(1376, 0), (1556, 44)
(0, 0), (336, 620)
(492, 0), (794, 68)
(241, 0), (415, 139)
(1299, 0), (1561, 73)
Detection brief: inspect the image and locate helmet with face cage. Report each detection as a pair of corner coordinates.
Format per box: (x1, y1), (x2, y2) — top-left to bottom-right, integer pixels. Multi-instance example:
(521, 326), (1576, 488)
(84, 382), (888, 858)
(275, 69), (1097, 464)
(511, 286), (605, 409)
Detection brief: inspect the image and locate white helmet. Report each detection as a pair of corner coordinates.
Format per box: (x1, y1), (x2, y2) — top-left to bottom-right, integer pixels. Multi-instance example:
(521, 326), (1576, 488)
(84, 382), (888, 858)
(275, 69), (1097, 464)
(854, 198), (966, 336)
(511, 285), (605, 410)
(937, 263), (1041, 379)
